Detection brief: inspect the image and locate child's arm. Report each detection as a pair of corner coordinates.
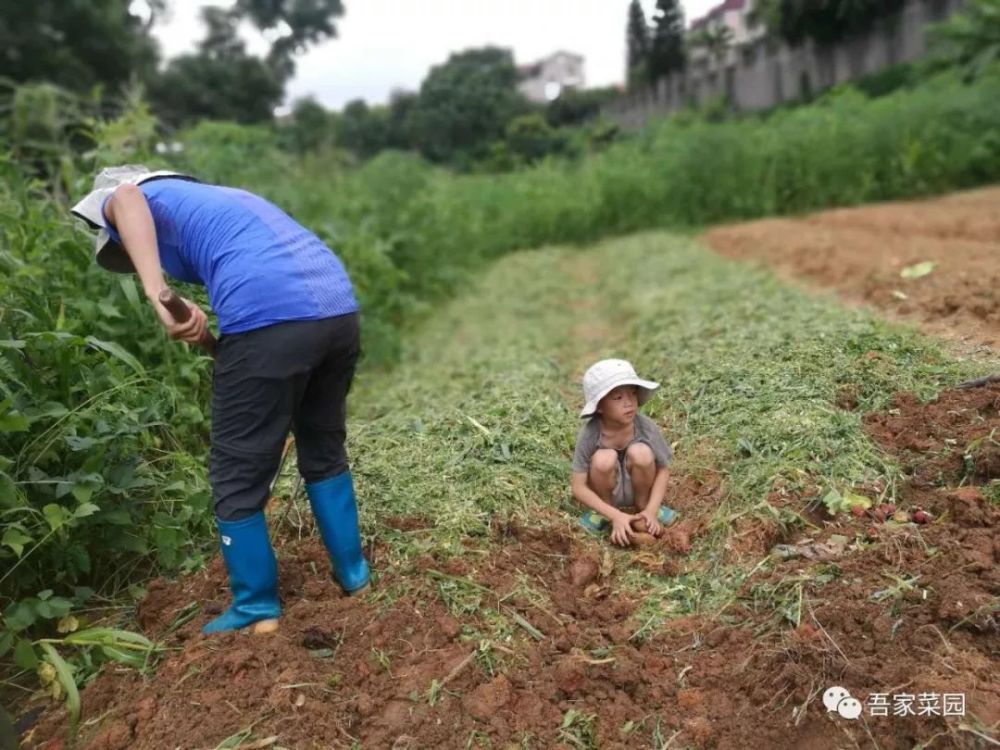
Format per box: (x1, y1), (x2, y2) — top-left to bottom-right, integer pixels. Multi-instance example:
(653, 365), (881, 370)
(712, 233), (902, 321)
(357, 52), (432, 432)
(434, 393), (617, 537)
(638, 467), (670, 530)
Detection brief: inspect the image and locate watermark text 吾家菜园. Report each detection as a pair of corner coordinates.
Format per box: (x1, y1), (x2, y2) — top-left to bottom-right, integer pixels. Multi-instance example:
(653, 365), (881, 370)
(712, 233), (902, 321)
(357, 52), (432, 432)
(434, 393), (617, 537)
(824, 687), (966, 720)
(866, 692), (966, 718)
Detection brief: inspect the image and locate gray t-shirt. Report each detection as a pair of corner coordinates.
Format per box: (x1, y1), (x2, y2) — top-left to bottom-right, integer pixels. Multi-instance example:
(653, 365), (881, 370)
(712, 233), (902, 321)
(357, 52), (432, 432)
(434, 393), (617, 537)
(571, 414), (673, 473)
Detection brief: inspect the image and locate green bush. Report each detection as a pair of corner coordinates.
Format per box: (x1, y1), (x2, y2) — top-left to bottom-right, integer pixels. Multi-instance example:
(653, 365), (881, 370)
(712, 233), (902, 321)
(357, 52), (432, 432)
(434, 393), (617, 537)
(852, 62), (919, 98)
(176, 67), (1000, 356)
(0, 155), (214, 617)
(929, 0), (1000, 79)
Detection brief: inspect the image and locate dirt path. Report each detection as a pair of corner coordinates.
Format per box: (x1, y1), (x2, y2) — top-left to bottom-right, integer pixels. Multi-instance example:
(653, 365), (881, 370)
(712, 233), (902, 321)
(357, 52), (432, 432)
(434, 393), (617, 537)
(704, 187), (1000, 350)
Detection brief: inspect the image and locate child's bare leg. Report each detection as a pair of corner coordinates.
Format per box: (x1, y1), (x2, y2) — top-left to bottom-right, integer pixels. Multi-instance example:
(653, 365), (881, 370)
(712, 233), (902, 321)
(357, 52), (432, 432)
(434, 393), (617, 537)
(626, 443), (656, 511)
(587, 449), (619, 505)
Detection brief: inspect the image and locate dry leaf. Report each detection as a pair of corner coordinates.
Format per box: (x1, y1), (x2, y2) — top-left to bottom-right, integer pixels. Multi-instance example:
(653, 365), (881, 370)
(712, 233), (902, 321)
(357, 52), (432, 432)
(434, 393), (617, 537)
(900, 261), (936, 279)
(583, 583), (612, 601)
(632, 552), (663, 574)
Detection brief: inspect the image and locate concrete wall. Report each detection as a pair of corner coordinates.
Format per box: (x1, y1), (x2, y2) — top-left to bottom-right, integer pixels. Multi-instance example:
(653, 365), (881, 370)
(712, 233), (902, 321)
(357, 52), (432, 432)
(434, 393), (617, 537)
(604, 0), (964, 130)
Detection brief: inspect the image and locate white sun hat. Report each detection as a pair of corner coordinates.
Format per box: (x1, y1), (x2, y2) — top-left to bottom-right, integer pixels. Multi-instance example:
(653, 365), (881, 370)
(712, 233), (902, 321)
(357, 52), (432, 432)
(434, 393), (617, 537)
(580, 359), (659, 418)
(70, 165), (197, 273)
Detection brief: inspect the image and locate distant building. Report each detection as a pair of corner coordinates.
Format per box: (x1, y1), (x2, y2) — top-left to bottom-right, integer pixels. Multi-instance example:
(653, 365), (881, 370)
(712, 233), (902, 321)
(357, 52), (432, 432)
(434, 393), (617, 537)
(517, 51), (585, 103)
(688, 0), (766, 73)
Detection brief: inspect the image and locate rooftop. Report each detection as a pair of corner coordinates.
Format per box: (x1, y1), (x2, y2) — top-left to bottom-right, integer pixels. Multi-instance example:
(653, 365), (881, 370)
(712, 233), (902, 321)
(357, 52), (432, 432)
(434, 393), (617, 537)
(690, 0), (747, 30)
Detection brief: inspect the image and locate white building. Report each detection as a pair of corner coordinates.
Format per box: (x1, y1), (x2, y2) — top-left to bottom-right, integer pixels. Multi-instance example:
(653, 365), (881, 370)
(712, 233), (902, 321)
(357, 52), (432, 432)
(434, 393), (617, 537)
(517, 51), (586, 103)
(688, 0), (766, 72)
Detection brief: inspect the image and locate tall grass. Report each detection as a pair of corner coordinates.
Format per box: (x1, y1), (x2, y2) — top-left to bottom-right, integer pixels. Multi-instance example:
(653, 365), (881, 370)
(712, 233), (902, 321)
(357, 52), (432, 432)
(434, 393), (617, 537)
(180, 67), (1000, 363)
(0, 156), (215, 662)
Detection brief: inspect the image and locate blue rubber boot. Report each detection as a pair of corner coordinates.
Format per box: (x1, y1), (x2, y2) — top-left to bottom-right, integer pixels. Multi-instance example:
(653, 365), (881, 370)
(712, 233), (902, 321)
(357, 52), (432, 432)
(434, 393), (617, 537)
(202, 512), (281, 634)
(306, 472), (370, 595)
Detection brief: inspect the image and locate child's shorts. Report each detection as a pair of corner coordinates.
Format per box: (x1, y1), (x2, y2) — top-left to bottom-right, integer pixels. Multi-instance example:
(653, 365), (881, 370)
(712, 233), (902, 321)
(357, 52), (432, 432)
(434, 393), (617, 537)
(612, 455), (634, 508)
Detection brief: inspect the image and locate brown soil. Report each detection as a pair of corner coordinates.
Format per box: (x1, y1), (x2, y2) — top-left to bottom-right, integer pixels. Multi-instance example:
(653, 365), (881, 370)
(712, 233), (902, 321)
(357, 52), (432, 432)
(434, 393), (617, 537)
(22, 517), (687, 750)
(704, 187), (1000, 349)
(20, 414), (998, 750)
(865, 383), (1000, 488)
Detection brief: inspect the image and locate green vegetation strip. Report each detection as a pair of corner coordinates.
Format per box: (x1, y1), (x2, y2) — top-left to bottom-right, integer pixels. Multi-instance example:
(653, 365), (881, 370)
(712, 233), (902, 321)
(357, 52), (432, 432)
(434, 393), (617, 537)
(347, 231), (990, 617)
(184, 66), (1000, 365)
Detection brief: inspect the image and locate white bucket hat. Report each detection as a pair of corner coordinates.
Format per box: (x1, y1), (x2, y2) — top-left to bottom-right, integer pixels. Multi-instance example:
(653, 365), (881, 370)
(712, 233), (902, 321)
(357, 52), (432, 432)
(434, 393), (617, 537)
(70, 164), (197, 273)
(580, 359), (659, 418)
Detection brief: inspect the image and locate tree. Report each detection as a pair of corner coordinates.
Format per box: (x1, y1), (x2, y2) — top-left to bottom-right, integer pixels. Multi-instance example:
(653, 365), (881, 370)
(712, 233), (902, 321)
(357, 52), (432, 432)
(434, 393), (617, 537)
(504, 113), (569, 164)
(282, 96), (335, 153)
(233, 0), (345, 79)
(147, 1), (345, 127)
(385, 91), (418, 150)
(626, 0), (652, 89)
(758, 0), (908, 46)
(146, 7), (283, 126)
(407, 47), (530, 164)
(648, 0), (686, 83)
(545, 86), (620, 127)
(148, 56), (284, 127)
(930, 0), (1000, 79)
(0, 0), (161, 94)
(335, 99), (390, 159)
(690, 24), (734, 70)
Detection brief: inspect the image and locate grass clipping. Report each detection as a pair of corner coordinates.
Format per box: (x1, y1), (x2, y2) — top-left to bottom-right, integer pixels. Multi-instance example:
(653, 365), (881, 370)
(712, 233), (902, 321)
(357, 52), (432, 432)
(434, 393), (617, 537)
(321, 232), (985, 618)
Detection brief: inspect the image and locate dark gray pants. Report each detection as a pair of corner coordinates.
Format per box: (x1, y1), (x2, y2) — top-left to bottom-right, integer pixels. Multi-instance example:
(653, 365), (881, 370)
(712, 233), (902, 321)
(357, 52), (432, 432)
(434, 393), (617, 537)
(209, 313), (360, 521)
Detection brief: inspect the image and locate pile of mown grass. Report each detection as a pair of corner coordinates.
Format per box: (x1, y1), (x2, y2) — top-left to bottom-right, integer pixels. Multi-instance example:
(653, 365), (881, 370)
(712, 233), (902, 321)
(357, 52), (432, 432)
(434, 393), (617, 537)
(335, 231), (990, 620)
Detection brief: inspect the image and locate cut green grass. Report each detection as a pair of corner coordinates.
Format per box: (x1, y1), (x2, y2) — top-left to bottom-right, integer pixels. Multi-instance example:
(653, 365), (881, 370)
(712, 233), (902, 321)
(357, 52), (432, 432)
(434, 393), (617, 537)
(343, 230), (994, 619)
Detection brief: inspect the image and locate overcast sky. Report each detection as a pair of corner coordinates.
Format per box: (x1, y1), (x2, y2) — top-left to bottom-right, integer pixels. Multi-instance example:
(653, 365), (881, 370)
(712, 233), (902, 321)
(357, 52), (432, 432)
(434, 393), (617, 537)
(150, 1), (719, 111)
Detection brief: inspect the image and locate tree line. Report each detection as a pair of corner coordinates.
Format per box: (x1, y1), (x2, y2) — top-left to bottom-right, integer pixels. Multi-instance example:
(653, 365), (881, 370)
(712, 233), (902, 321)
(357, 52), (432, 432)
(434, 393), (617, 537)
(0, 0), (343, 126)
(4, 0), (964, 169)
(0, 1), (622, 170)
(282, 48), (620, 168)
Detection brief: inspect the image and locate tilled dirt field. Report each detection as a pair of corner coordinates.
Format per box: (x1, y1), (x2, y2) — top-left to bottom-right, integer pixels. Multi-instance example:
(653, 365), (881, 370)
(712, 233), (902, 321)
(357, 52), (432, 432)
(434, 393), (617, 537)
(21, 386), (1000, 750)
(704, 187), (1000, 349)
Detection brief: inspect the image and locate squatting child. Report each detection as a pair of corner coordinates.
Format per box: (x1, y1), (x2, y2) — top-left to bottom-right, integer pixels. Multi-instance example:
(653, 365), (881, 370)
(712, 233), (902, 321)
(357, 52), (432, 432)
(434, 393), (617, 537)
(571, 359), (677, 546)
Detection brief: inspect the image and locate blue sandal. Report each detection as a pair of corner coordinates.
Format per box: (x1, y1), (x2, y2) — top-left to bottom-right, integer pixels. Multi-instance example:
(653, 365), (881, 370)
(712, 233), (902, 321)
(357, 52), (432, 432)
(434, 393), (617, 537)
(579, 506), (678, 534)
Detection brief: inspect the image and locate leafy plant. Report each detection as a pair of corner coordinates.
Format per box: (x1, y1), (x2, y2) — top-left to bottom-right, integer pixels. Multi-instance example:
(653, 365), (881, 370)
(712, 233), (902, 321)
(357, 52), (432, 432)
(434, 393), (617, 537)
(821, 489), (872, 516)
(930, 0), (1000, 79)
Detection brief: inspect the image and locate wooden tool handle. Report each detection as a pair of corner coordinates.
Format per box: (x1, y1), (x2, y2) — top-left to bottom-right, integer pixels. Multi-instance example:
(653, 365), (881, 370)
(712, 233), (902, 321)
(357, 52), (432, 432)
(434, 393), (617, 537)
(158, 288), (218, 356)
(158, 288), (191, 322)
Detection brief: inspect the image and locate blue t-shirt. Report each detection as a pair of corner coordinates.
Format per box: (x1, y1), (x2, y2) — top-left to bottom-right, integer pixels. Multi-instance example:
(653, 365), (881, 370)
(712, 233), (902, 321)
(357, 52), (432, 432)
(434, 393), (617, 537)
(103, 178), (358, 334)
